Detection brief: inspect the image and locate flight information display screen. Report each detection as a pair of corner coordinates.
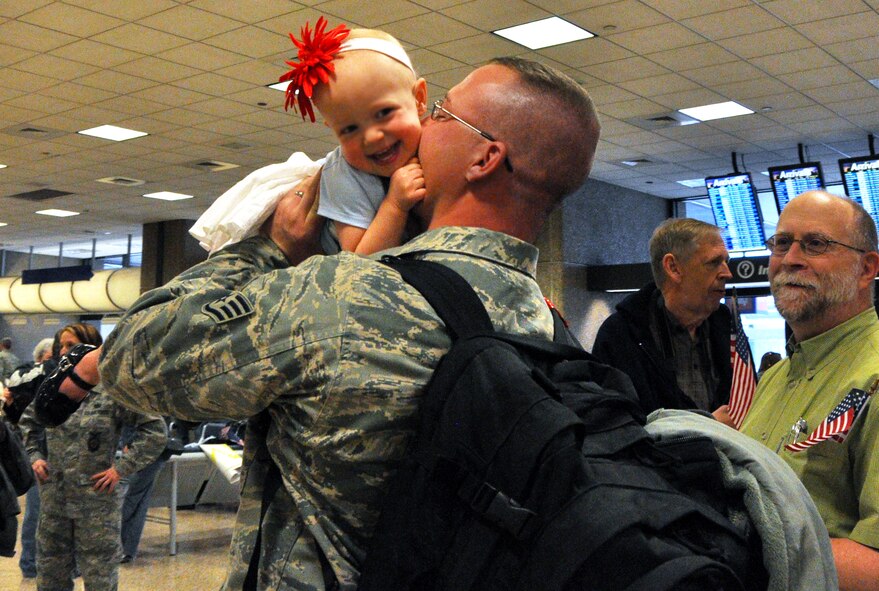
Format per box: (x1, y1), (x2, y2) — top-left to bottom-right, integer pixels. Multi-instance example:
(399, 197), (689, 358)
(840, 155), (879, 228)
(705, 173), (766, 251)
(769, 162), (825, 211)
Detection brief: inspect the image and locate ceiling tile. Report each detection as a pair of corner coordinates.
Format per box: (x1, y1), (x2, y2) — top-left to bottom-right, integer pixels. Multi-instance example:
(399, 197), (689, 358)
(187, 0), (300, 23)
(91, 23), (192, 54)
(795, 11), (879, 45)
(137, 5), (243, 41)
(805, 81), (879, 104)
(539, 37), (634, 69)
(606, 21), (705, 54)
(154, 42), (250, 71)
(113, 56), (202, 84)
(322, 0), (432, 27)
(203, 25), (286, 59)
(777, 65), (862, 91)
(75, 69), (159, 93)
(0, 20), (78, 52)
(749, 46), (838, 76)
(64, 0), (178, 20)
(761, 0), (872, 24)
(49, 39), (143, 68)
(650, 88), (728, 109)
(682, 5), (783, 40)
(430, 33), (523, 65)
(640, 0), (750, 20)
(20, 3), (124, 36)
(822, 36), (879, 64)
(585, 56), (671, 83)
(681, 60), (766, 87)
(646, 42), (738, 71)
(382, 12), (481, 46)
(714, 78), (793, 101)
(0, 43), (37, 66)
(716, 27), (814, 59)
(618, 72), (699, 97)
(567, 0), (670, 33)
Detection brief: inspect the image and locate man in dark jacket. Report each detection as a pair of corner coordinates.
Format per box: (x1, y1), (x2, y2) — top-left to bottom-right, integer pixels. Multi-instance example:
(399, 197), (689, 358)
(592, 218), (735, 424)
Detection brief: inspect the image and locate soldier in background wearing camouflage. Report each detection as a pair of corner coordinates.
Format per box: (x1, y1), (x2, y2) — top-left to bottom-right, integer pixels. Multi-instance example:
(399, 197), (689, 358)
(89, 57), (600, 590)
(20, 323), (166, 591)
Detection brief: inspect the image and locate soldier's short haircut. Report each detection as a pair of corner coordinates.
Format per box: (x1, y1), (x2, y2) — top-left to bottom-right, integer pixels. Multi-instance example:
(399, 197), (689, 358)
(650, 218), (722, 288)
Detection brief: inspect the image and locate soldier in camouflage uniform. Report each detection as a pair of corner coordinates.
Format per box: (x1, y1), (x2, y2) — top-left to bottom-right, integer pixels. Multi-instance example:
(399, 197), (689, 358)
(20, 324), (166, 591)
(95, 57), (601, 590)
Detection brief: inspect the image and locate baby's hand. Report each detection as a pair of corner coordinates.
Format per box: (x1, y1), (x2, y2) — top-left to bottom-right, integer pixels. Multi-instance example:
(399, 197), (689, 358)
(387, 158), (426, 212)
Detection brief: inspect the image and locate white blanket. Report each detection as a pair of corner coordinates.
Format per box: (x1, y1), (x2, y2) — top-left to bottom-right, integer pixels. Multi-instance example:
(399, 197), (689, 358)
(189, 152), (325, 254)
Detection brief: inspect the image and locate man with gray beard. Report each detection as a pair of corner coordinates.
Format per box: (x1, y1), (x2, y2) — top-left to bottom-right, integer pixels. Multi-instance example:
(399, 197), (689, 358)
(741, 190), (879, 591)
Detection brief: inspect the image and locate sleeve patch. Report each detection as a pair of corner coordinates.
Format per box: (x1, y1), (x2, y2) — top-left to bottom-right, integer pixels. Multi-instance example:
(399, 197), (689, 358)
(202, 292), (255, 324)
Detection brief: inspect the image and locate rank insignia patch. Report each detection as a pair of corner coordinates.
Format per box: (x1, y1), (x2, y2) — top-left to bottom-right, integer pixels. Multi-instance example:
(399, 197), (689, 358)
(202, 292), (254, 324)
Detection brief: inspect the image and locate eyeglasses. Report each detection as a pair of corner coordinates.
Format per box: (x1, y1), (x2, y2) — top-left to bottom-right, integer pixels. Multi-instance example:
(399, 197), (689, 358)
(765, 233), (866, 256)
(431, 99), (513, 172)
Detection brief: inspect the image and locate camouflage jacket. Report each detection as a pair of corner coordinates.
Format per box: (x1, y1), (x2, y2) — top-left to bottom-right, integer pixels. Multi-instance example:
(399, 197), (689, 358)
(100, 226), (554, 590)
(20, 386), (166, 516)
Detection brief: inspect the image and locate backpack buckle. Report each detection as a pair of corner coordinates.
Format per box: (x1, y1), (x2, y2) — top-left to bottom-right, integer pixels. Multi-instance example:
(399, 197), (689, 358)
(465, 480), (536, 538)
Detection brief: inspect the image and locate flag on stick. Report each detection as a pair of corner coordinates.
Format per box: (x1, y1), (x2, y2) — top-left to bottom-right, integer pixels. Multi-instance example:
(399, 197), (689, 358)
(728, 291), (757, 429)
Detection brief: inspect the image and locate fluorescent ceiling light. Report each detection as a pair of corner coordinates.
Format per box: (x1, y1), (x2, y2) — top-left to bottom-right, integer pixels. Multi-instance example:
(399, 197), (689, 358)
(143, 191), (193, 201)
(678, 101), (753, 122)
(0, 222), (7, 227)
(36, 209), (79, 217)
(494, 17), (595, 50)
(78, 125), (148, 141)
(0, 164), (7, 169)
(677, 178), (705, 188)
(268, 81), (288, 91)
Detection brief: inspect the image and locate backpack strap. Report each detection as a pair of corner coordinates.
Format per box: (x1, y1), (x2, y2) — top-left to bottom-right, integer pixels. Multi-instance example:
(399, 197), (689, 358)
(381, 255), (493, 340)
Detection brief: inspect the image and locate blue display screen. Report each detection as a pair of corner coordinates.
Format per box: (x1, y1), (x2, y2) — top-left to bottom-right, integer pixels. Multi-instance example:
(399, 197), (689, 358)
(769, 162), (824, 211)
(705, 173), (766, 251)
(840, 156), (879, 229)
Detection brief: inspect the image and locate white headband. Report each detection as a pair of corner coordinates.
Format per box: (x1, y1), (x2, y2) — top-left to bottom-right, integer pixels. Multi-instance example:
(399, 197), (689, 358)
(339, 38), (416, 76)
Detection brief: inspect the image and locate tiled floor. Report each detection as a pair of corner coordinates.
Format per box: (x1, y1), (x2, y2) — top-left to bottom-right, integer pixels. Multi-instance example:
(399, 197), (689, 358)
(0, 502), (236, 591)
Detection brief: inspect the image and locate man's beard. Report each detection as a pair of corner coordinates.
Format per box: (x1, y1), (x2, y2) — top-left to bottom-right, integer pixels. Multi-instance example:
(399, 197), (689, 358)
(771, 263), (859, 324)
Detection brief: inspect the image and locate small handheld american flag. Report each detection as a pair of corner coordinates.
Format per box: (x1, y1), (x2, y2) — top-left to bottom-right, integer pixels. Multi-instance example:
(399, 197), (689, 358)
(727, 291), (756, 429)
(785, 387), (872, 452)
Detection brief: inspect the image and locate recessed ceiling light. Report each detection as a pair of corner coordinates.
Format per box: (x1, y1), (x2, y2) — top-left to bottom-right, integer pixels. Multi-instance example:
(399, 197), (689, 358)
(0, 223), (7, 227)
(0, 164), (7, 169)
(678, 101), (753, 122)
(143, 191), (193, 201)
(78, 125), (148, 141)
(493, 17), (595, 50)
(677, 179), (705, 188)
(36, 209), (79, 217)
(267, 81), (288, 92)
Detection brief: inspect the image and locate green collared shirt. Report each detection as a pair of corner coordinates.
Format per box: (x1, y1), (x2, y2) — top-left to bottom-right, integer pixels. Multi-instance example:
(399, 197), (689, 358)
(741, 308), (879, 548)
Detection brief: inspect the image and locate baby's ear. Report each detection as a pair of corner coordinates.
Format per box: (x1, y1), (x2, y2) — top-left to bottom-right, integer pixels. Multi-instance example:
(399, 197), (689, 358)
(413, 78), (428, 115)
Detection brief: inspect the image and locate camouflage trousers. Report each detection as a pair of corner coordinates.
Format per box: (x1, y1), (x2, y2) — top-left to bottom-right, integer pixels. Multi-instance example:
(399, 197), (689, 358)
(36, 503), (121, 591)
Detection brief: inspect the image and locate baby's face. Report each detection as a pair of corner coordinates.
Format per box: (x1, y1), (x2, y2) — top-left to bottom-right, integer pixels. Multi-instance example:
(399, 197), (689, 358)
(315, 52), (426, 178)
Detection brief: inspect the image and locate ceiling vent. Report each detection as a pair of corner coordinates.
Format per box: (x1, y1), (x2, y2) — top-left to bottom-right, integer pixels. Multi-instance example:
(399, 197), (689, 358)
(186, 160), (240, 172)
(1, 124), (66, 140)
(96, 176), (146, 187)
(219, 141), (251, 150)
(618, 158), (653, 167)
(624, 111), (699, 131)
(6, 189), (73, 201)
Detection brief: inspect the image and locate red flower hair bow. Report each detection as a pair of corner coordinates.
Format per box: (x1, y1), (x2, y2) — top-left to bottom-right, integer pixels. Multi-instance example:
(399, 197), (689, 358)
(279, 17), (351, 122)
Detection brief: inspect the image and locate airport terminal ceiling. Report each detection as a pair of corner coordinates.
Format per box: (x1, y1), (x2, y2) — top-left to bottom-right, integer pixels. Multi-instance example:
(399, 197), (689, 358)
(0, 0), (877, 258)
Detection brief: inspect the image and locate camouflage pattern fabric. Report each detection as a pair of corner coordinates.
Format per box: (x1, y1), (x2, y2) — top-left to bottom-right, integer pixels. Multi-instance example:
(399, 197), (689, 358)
(19, 386), (166, 591)
(100, 227), (554, 590)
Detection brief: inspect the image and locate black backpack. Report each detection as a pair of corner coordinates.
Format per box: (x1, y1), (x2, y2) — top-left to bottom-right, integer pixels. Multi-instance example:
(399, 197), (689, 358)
(358, 255), (767, 591)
